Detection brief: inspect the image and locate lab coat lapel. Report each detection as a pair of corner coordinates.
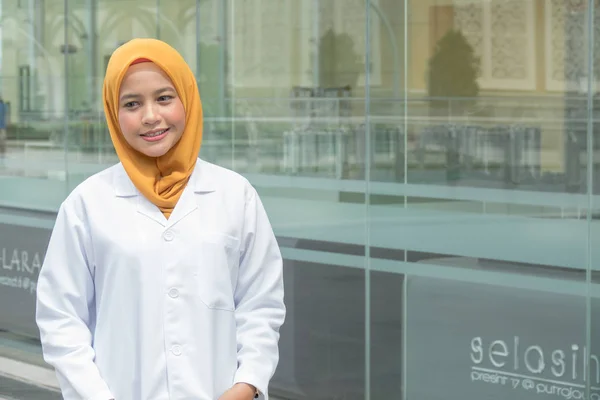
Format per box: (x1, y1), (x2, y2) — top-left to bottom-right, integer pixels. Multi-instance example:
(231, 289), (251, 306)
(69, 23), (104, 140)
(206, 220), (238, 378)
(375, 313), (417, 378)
(165, 185), (197, 227)
(137, 195), (168, 226)
(113, 163), (167, 227)
(165, 159), (216, 227)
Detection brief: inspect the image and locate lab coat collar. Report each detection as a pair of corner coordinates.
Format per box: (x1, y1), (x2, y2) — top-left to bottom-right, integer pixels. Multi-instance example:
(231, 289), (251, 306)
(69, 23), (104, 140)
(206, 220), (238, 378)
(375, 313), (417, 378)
(189, 159), (218, 194)
(113, 164), (137, 197)
(113, 159), (216, 227)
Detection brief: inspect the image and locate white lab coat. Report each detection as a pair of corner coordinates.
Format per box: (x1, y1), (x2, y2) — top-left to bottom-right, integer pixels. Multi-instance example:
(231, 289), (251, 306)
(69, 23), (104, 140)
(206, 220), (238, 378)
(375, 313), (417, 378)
(35, 158), (286, 400)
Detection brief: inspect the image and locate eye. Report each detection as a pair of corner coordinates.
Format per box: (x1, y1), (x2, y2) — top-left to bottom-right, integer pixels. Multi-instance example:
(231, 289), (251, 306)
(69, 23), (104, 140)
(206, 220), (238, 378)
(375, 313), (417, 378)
(123, 101), (139, 109)
(157, 95), (174, 102)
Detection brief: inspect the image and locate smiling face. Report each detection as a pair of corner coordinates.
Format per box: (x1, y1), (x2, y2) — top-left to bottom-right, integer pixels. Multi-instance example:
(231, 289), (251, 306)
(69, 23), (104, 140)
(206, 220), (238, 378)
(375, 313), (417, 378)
(117, 62), (186, 158)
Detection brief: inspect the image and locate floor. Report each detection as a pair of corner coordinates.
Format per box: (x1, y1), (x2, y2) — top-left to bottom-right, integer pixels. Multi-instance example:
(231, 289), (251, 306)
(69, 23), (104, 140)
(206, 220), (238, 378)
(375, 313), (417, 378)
(0, 375), (61, 400)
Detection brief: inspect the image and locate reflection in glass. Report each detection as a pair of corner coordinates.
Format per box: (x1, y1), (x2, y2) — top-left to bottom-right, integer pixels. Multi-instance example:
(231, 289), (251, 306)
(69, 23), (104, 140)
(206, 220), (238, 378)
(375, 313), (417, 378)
(400, 1), (595, 399)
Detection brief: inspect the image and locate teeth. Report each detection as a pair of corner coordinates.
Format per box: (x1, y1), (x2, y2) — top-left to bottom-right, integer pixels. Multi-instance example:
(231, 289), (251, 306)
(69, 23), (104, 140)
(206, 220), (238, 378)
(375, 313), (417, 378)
(143, 129), (167, 137)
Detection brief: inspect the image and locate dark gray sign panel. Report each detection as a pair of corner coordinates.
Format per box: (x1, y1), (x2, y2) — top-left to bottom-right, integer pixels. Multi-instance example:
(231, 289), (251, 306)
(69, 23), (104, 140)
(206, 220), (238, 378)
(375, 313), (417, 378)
(407, 276), (599, 400)
(0, 223), (51, 338)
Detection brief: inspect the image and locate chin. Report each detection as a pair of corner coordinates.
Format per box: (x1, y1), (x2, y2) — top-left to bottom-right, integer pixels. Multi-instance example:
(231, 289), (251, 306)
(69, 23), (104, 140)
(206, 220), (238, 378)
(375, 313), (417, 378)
(143, 149), (170, 158)
(137, 143), (172, 158)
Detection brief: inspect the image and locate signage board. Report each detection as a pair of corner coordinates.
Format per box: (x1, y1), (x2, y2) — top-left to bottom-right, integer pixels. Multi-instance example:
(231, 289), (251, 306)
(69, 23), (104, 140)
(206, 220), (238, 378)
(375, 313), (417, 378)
(407, 276), (598, 400)
(0, 223), (52, 338)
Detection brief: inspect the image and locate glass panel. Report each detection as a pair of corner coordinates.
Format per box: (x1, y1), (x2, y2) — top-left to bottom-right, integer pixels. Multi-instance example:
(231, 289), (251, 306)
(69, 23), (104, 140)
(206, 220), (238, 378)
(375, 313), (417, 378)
(366, 1), (407, 398)
(590, 0), (600, 398)
(400, 1), (594, 399)
(227, 0), (368, 398)
(66, 0), (105, 191)
(198, 0), (231, 167)
(0, 0), (68, 398)
(0, 0), (67, 210)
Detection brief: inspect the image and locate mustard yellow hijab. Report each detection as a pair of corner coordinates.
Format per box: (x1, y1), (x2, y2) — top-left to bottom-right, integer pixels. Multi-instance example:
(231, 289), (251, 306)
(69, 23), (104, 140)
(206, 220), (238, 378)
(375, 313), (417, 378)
(102, 38), (203, 219)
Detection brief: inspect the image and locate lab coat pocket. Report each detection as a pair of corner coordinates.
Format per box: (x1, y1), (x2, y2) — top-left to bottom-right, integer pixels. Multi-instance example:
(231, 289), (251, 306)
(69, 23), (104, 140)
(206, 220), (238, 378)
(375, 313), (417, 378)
(194, 233), (239, 312)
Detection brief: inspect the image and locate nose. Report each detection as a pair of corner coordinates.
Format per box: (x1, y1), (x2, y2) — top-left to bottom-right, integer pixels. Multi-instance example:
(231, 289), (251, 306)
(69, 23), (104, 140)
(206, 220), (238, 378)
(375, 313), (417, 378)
(141, 104), (160, 126)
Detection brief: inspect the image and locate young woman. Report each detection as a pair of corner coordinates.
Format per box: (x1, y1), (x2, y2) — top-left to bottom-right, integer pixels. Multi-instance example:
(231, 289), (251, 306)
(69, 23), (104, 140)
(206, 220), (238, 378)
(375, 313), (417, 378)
(35, 38), (285, 400)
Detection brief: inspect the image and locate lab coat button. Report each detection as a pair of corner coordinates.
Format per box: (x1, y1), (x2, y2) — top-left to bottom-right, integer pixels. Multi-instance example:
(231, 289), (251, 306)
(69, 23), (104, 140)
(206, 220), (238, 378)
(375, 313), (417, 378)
(171, 345), (182, 356)
(168, 288), (179, 298)
(163, 230), (174, 241)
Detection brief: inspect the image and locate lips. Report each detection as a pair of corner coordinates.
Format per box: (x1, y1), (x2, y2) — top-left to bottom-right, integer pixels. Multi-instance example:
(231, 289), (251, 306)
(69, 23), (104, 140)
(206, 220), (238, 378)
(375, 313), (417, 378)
(141, 128), (169, 137)
(140, 128), (170, 143)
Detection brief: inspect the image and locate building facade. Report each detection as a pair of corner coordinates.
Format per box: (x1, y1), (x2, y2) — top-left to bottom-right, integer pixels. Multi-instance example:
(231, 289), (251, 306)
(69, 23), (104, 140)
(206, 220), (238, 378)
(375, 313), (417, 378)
(1, 1), (600, 399)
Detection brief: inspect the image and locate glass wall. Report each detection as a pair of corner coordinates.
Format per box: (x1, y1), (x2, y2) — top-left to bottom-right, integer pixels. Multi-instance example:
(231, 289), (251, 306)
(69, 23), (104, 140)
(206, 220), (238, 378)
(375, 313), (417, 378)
(0, 0), (599, 399)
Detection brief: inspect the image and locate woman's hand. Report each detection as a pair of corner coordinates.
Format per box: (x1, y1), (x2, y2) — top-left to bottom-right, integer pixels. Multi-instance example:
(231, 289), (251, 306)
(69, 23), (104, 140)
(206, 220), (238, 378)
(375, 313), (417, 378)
(218, 383), (257, 400)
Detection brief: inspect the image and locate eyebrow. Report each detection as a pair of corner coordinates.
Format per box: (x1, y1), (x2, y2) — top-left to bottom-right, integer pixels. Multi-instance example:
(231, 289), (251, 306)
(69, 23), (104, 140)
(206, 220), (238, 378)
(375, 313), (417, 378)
(119, 87), (175, 102)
